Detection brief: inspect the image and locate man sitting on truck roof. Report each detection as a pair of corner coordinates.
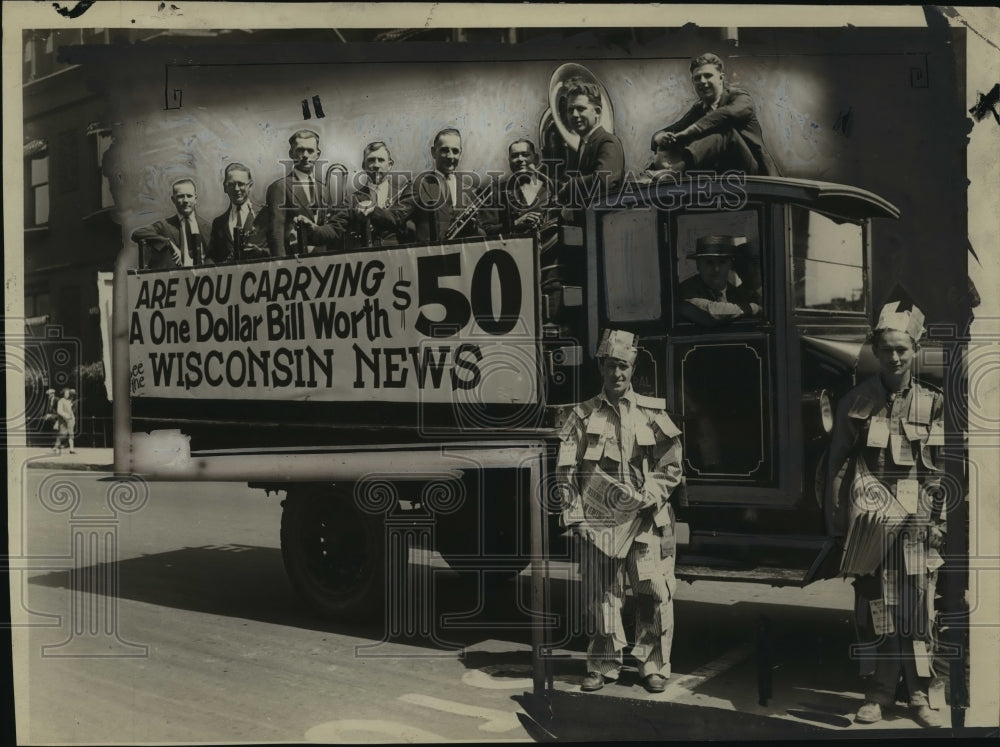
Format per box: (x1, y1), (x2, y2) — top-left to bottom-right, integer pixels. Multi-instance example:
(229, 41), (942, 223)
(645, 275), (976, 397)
(679, 235), (762, 326)
(651, 53), (778, 177)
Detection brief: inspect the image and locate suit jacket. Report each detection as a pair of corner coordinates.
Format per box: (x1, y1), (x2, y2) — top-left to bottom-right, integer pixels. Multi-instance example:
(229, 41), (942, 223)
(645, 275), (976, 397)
(208, 202), (269, 263)
(131, 213), (213, 270)
(341, 177), (409, 249)
(663, 87), (778, 176)
(263, 173), (346, 256)
(560, 125), (625, 204)
(482, 171), (555, 236)
(391, 170), (487, 244)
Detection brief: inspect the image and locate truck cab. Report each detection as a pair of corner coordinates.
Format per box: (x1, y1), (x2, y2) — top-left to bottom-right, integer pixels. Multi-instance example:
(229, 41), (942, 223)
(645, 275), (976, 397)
(542, 175), (900, 584)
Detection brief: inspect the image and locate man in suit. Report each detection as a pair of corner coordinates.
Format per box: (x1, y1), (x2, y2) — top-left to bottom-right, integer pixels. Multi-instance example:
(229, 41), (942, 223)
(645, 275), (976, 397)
(652, 53), (778, 176)
(556, 79), (625, 218)
(485, 138), (556, 238)
(208, 163), (269, 263)
(678, 235), (762, 326)
(263, 128), (346, 256)
(131, 178), (213, 269)
(343, 141), (408, 248)
(392, 128), (487, 243)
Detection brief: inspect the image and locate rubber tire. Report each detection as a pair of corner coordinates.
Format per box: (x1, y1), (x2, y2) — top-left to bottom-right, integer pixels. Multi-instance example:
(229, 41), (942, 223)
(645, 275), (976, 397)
(280, 486), (386, 622)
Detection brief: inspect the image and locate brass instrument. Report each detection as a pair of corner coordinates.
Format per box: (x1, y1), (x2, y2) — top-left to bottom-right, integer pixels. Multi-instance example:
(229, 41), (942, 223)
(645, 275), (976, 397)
(539, 62), (617, 158)
(444, 181), (493, 240)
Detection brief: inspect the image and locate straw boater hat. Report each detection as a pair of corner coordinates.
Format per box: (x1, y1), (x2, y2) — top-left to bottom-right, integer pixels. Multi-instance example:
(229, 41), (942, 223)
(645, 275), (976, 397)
(596, 329), (638, 365)
(687, 234), (746, 259)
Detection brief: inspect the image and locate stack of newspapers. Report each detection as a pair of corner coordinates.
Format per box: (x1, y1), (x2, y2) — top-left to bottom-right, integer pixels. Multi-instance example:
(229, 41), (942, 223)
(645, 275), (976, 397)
(565, 466), (645, 558)
(840, 458), (910, 575)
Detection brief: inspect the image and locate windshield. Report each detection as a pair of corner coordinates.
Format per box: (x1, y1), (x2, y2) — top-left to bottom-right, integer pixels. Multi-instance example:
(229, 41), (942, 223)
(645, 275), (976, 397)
(790, 206), (866, 313)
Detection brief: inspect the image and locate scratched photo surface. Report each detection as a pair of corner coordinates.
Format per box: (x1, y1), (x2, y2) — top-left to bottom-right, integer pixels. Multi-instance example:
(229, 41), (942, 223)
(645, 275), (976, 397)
(6, 4), (999, 745)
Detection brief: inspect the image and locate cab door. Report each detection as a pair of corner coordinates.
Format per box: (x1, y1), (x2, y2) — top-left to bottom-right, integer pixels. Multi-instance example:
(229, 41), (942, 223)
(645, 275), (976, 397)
(663, 204), (793, 504)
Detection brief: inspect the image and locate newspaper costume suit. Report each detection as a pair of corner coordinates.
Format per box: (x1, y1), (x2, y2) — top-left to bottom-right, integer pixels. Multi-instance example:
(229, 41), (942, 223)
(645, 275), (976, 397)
(557, 332), (683, 683)
(826, 301), (946, 720)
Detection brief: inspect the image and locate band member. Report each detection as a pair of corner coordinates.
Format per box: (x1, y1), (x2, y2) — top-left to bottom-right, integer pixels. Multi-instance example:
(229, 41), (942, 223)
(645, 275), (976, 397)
(344, 141), (408, 248)
(679, 235), (762, 326)
(392, 128), (487, 243)
(556, 78), (625, 212)
(652, 53), (778, 176)
(557, 330), (683, 694)
(263, 128), (346, 256)
(826, 298), (946, 728)
(208, 163), (269, 263)
(130, 178), (213, 269)
(484, 138), (556, 239)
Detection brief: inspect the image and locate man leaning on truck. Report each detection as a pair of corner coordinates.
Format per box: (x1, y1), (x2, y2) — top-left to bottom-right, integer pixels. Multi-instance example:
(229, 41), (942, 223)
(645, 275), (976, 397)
(556, 329), (684, 694)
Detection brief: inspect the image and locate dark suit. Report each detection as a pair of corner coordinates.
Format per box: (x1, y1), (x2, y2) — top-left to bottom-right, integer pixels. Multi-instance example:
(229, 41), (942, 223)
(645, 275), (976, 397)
(341, 176), (408, 249)
(392, 170), (487, 243)
(660, 87), (778, 176)
(131, 213), (212, 270)
(483, 171), (556, 236)
(263, 174), (346, 256)
(560, 125), (625, 205)
(208, 203), (269, 263)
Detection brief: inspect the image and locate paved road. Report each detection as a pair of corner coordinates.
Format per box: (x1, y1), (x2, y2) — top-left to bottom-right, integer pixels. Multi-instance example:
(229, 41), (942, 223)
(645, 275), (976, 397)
(11, 468), (952, 742)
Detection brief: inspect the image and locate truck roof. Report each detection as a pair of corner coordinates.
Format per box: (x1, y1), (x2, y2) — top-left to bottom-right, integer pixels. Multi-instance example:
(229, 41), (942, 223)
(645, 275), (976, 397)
(606, 175), (901, 221)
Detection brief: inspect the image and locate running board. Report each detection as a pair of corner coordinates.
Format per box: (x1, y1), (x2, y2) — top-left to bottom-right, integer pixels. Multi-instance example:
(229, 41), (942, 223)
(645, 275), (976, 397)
(675, 537), (839, 587)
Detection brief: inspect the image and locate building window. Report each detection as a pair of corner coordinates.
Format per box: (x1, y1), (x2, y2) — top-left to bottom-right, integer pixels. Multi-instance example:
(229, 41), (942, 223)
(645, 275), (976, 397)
(91, 126), (114, 209)
(25, 146), (50, 227)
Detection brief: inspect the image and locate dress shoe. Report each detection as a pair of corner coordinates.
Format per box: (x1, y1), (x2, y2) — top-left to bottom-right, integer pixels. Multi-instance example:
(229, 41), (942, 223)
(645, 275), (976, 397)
(581, 672), (605, 692)
(913, 704), (943, 728)
(854, 702), (882, 724)
(643, 674), (668, 693)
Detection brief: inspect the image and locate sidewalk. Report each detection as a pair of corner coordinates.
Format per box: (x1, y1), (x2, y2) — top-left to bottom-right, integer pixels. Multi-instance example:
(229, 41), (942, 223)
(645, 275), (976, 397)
(16, 447), (115, 472)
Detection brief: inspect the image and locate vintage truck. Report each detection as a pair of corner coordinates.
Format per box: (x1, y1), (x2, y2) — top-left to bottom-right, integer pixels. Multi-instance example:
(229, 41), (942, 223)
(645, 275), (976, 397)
(112, 174), (931, 622)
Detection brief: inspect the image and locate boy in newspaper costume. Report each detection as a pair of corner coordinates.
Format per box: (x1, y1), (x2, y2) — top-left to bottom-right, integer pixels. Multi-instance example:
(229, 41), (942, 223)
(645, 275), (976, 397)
(826, 298), (946, 728)
(557, 329), (684, 694)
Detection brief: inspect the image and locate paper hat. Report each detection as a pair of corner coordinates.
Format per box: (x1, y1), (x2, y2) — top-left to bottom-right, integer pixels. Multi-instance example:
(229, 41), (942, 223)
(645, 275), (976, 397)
(687, 234), (746, 259)
(874, 301), (925, 342)
(596, 329), (638, 364)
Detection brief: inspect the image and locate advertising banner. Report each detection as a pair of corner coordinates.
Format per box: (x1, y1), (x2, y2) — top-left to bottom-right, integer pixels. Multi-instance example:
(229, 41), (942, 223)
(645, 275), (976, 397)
(126, 238), (538, 404)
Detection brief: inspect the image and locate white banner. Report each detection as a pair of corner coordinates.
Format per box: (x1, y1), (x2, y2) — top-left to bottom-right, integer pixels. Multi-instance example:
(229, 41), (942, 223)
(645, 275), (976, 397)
(97, 271), (115, 403)
(126, 238), (538, 404)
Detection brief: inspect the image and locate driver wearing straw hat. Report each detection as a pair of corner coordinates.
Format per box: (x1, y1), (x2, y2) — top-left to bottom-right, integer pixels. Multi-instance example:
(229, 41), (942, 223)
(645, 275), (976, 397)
(679, 234), (762, 325)
(556, 329), (684, 694)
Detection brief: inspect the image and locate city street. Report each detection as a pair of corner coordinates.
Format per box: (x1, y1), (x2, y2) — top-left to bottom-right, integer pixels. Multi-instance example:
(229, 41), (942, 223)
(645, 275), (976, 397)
(12, 463), (952, 742)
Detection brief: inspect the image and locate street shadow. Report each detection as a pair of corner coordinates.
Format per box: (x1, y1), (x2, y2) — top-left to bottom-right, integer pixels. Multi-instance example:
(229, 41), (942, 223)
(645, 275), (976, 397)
(26, 544), (547, 648)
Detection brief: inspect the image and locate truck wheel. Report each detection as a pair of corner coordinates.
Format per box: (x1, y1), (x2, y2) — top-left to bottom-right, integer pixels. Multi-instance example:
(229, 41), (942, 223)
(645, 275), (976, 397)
(280, 486), (386, 622)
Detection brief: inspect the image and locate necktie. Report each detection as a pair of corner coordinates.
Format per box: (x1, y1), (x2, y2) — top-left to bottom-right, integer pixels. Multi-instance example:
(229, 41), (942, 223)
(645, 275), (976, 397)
(183, 217), (196, 266)
(446, 175), (457, 207)
(233, 206), (248, 237)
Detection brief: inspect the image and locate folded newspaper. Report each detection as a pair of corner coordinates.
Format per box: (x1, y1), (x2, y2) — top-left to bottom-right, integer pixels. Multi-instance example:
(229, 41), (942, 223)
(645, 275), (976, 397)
(840, 457), (911, 576)
(565, 465), (646, 558)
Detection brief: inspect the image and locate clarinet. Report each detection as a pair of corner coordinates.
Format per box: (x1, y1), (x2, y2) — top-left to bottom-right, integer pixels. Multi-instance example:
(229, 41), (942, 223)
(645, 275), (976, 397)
(445, 182), (494, 240)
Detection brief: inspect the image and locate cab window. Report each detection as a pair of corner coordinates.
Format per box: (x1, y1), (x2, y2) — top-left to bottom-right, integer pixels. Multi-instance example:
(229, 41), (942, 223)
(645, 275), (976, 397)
(672, 209), (764, 327)
(600, 208), (661, 322)
(790, 206), (866, 313)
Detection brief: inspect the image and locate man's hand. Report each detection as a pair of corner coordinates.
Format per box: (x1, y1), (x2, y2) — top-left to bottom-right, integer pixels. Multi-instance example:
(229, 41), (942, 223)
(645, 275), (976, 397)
(514, 212), (542, 230)
(169, 241), (182, 266)
(654, 130), (678, 147)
